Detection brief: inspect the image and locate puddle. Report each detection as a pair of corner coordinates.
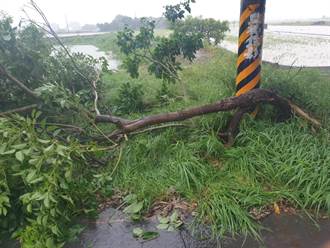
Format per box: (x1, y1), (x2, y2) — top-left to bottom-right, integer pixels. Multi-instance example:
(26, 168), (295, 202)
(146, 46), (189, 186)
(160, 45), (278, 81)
(65, 208), (330, 248)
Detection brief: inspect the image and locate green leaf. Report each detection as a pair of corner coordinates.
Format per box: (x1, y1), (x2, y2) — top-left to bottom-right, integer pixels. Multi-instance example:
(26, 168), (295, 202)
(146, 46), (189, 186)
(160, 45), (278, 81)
(132, 227), (143, 238)
(44, 144), (54, 152)
(15, 151), (24, 162)
(44, 196), (50, 208)
(167, 226), (175, 232)
(26, 170), (37, 183)
(2, 149), (15, 155)
(12, 143), (27, 149)
(123, 201), (143, 214)
(156, 223), (169, 230)
(131, 213), (142, 221)
(27, 204), (32, 213)
(174, 221), (183, 228)
(123, 194), (137, 204)
(158, 216), (170, 224)
(142, 231), (159, 241)
(61, 195), (74, 205)
(170, 211), (178, 223)
(38, 138), (51, 144)
(46, 238), (55, 248)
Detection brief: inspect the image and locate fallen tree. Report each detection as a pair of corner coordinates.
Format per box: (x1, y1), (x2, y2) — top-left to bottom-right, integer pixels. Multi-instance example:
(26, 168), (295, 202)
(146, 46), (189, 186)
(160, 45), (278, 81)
(0, 63), (321, 147)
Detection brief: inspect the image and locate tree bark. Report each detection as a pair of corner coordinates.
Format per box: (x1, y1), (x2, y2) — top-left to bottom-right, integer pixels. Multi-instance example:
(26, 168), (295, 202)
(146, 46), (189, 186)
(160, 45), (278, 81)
(95, 88), (293, 137)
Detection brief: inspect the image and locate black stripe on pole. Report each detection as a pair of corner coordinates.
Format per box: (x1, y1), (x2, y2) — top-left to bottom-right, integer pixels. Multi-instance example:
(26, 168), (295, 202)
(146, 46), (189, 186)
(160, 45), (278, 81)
(236, 0), (266, 96)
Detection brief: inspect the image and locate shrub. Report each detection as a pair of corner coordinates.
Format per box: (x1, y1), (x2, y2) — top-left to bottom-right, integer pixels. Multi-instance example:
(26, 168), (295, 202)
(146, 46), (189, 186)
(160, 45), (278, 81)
(0, 113), (109, 247)
(114, 82), (145, 114)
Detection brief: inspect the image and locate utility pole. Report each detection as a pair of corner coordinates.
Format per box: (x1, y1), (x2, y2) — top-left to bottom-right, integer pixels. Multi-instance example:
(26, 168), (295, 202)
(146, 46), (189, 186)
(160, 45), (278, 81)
(235, 0), (266, 97)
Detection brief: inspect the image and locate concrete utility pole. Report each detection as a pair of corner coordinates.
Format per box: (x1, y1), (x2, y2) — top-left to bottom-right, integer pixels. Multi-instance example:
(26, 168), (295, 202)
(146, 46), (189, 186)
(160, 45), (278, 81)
(235, 0), (266, 97)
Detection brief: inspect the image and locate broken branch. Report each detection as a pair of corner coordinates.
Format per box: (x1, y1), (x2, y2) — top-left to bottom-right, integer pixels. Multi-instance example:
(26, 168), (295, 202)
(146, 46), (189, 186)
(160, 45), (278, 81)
(96, 89), (293, 136)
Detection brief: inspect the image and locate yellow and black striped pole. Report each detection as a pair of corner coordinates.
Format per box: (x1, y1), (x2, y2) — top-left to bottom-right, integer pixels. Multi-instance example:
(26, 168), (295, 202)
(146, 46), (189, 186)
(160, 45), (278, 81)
(236, 0), (266, 97)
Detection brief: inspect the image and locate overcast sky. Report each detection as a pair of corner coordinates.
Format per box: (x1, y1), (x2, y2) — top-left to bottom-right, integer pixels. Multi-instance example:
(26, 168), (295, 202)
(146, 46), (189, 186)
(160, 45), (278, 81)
(2, 0), (330, 27)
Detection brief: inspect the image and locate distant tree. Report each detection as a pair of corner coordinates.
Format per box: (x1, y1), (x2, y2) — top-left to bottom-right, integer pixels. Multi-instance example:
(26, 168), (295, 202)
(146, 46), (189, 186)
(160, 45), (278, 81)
(173, 16), (229, 45)
(81, 24), (99, 32)
(117, 18), (203, 82)
(97, 15), (169, 32)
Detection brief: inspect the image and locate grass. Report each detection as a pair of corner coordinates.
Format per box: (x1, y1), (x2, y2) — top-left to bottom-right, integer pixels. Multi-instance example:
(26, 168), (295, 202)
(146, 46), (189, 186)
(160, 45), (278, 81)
(64, 34), (330, 240)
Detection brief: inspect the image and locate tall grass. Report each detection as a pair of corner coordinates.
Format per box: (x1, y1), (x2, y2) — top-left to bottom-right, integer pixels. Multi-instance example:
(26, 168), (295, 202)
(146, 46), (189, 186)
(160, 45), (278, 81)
(65, 34), (330, 239)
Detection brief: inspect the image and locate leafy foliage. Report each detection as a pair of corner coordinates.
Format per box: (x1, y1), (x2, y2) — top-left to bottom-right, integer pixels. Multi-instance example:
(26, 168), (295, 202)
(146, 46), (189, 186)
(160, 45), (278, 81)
(117, 15), (203, 83)
(0, 14), (107, 111)
(0, 113), (112, 247)
(173, 16), (229, 45)
(114, 82), (145, 114)
(157, 211), (183, 231)
(97, 15), (168, 32)
(164, 0), (196, 22)
(132, 227), (159, 241)
(0, 15), (51, 107)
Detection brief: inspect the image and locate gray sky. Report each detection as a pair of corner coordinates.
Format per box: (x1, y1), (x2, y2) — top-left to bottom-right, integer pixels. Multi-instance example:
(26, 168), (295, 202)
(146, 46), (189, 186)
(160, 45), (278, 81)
(2, 0), (330, 27)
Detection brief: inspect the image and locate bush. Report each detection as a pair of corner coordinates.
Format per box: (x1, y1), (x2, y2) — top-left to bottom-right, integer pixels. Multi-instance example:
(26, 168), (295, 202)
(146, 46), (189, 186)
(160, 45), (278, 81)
(0, 15), (105, 111)
(0, 113), (111, 247)
(114, 82), (145, 114)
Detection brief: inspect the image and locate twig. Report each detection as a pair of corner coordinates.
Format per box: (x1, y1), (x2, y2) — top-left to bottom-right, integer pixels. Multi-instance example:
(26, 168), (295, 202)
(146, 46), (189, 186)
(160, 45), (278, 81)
(28, 0), (93, 87)
(130, 123), (189, 136)
(35, 122), (85, 132)
(289, 101), (321, 128)
(110, 146), (123, 178)
(92, 71), (101, 115)
(0, 65), (39, 99)
(0, 104), (38, 116)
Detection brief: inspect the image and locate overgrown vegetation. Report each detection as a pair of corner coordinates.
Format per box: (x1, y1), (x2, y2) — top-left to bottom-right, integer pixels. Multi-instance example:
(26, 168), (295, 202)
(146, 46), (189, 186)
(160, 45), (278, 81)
(0, 1), (330, 247)
(0, 113), (115, 246)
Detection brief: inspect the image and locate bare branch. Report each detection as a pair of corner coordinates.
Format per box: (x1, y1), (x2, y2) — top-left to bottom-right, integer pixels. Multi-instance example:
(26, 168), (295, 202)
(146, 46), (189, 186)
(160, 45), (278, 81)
(92, 71), (101, 115)
(96, 89), (293, 135)
(28, 0), (93, 87)
(289, 101), (321, 128)
(0, 64), (39, 99)
(36, 122), (85, 132)
(0, 104), (38, 116)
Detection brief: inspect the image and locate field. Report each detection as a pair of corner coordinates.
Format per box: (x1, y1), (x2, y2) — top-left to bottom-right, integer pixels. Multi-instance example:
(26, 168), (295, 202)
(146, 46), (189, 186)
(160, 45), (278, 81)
(62, 31), (330, 239)
(222, 24), (330, 67)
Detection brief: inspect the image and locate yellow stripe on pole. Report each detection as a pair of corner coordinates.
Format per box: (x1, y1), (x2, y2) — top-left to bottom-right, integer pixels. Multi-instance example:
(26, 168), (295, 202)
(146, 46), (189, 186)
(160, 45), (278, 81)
(238, 30), (250, 47)
(236, 74), (261, 96)
(236, 48), (248, 67)
(239, 4), (259, 26)
(236, 58), (261, 85)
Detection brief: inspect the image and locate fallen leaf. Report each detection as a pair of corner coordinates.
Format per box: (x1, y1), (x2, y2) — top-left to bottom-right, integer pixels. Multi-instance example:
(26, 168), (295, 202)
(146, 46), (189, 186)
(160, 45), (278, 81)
(274, 203), (280, 215)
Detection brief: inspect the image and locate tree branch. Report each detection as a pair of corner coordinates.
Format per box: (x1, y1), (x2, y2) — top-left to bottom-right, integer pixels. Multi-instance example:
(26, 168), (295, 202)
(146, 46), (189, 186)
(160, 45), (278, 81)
(96, 89), (293, 136)
(0, 65), (39, 99)
(92, 71), (101, 115)
(219, 107), (251, 147)
(28, 0), (94, 87)
(0, 104), (38, 116)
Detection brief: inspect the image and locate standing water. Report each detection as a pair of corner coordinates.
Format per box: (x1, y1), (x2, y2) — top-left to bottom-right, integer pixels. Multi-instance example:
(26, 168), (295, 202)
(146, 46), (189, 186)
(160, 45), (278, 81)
(69, 45), (120, 71)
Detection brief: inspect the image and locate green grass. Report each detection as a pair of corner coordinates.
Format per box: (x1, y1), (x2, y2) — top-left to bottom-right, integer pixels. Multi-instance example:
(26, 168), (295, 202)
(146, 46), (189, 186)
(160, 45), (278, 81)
(65, 35), (330, 239)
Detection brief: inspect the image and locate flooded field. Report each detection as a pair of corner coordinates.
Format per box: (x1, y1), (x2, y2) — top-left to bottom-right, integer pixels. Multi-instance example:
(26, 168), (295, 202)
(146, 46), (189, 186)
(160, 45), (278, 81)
(68, 45), (120, 70)
(221, 25), (330, 67)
